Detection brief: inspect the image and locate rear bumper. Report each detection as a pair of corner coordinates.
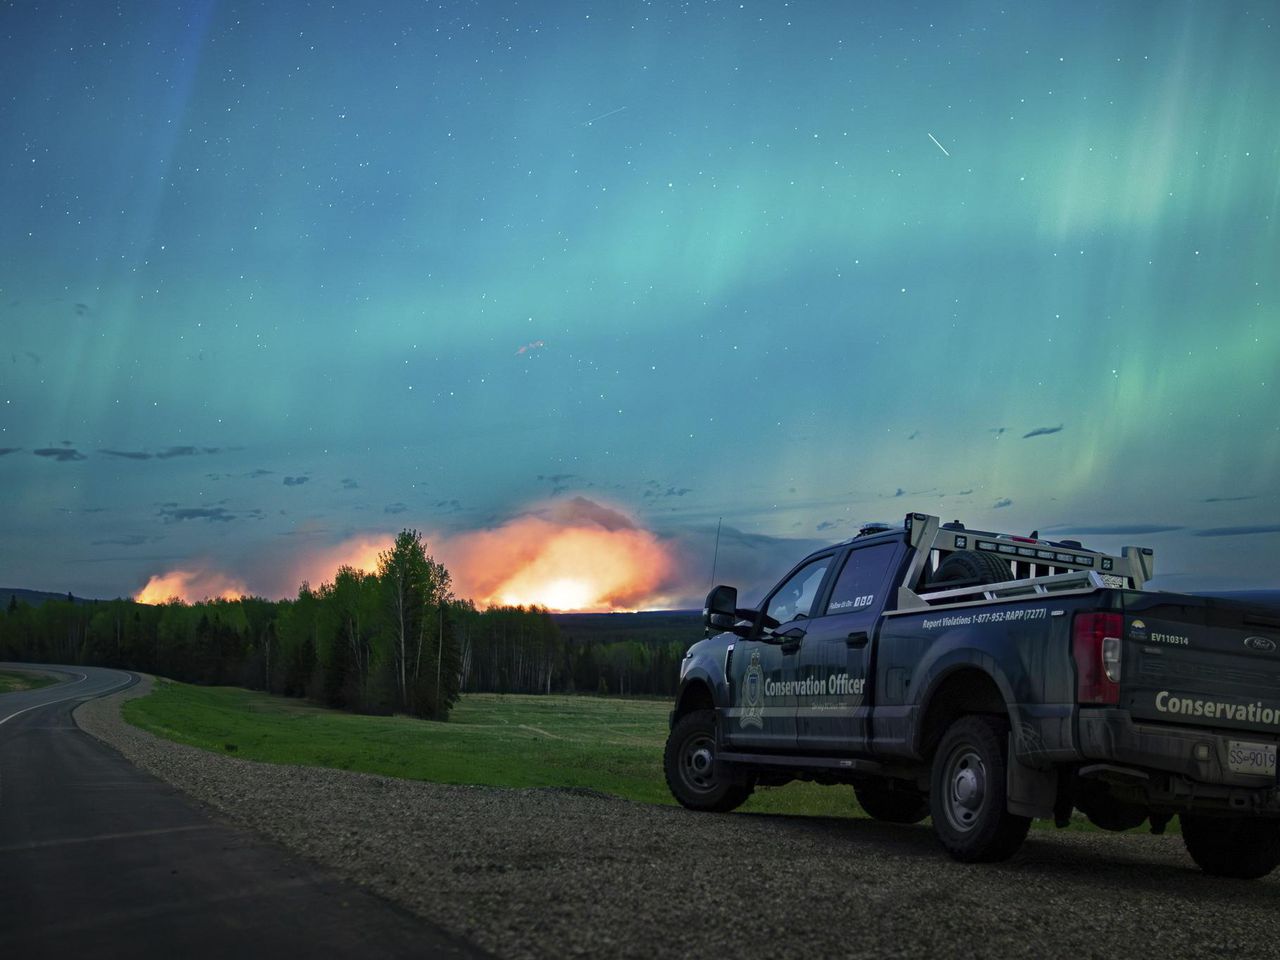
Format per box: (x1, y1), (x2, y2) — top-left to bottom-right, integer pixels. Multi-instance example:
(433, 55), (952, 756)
(1078, 708), (1280, 813)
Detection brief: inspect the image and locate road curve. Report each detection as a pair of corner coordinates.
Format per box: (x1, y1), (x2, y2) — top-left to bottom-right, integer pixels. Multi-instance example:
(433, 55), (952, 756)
(0, 663), (490, 959)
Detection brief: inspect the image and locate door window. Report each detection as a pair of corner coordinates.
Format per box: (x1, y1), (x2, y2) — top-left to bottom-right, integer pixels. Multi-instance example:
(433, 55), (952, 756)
(763, 556), (833, 624)
(823, 543), (897, 616)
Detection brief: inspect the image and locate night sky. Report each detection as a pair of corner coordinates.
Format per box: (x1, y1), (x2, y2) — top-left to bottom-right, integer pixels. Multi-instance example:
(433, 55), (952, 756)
(2, 1), (1277, 608)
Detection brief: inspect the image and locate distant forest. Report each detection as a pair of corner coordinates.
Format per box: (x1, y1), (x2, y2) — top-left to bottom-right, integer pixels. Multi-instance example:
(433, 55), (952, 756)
(0, 530), (701, 720)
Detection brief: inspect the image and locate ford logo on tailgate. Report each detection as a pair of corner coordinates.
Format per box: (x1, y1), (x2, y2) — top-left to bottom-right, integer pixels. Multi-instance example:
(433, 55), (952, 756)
(1244, 636), (1277, 652)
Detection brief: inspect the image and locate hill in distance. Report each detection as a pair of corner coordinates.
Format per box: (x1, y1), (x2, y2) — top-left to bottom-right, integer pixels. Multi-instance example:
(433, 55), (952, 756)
(2, 587), (105, 608)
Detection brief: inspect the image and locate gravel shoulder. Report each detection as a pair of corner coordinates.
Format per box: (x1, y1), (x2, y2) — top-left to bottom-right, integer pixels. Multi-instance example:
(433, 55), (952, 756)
(76, 679), (1279, 960)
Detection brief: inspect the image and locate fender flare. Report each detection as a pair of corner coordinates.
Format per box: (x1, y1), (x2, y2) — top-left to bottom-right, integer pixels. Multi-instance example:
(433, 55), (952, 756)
(910, 653), (1021, 758)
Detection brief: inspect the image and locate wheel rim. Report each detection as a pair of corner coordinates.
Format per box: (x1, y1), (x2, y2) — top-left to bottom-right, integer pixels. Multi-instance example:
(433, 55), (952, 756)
(941, 744), (987, 833)
(679, 731), (718, 794)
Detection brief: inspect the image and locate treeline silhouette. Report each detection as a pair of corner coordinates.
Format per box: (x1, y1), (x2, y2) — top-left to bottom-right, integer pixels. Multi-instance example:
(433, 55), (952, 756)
(0, 531), (692, 718)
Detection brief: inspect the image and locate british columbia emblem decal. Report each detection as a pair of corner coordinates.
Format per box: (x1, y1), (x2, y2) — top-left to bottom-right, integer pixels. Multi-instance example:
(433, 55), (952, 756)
(741, 650), (764, 729)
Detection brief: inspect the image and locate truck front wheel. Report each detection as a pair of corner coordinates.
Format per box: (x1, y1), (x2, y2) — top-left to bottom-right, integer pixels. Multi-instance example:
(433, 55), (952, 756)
(1181, 814), (1280, 879)
(929, 715), (1031, 862)
(664, 709), (752, 812)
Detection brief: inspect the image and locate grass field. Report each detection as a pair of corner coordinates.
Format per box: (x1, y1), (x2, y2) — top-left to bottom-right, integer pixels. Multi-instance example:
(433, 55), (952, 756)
(124, 681), (1120, 830)
(124, 681), (870, 817)
(0, 669), (60, 694)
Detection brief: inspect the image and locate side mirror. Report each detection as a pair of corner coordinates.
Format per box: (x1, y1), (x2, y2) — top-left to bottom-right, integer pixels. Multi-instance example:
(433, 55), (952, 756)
(704, 584), (738, 633)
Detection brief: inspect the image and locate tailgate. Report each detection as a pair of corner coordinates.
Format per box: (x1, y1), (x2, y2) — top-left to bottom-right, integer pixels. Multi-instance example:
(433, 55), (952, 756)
(1123, 594), (1280, 737)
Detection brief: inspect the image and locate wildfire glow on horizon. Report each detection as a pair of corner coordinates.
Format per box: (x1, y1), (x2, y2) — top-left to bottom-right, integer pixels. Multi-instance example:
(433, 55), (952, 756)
(134, 569), (249, 605)
(444, 504), (676, 612)
(132, 498), (680, 612)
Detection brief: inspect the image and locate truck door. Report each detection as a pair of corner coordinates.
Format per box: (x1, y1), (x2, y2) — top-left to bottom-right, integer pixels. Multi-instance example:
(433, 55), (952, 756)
(724, 553), (836, 751)
(794, 541), (903, 754)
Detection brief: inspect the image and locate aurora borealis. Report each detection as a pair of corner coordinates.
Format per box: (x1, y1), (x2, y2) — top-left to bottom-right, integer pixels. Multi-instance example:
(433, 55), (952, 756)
(1, 1), (1277, 606)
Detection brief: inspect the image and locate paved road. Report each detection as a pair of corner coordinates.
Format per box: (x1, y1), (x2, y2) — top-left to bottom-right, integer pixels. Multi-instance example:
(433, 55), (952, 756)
(0, 663), (490, 959)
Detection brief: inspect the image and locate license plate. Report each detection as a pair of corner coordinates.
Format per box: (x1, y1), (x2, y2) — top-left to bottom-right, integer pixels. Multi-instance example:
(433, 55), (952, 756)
(1227, 740), (1278, 777)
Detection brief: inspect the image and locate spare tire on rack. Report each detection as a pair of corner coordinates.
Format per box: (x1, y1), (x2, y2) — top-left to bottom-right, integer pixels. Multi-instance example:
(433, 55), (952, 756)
(930, 550), (1012, 588)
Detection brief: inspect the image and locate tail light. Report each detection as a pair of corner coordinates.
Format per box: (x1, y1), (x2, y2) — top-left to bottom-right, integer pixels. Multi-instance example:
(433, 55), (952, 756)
(1073, 612), (1123, 704)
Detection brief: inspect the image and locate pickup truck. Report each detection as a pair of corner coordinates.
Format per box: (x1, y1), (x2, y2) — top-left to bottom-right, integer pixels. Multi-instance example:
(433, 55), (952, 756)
(663, 512), (1280, 876)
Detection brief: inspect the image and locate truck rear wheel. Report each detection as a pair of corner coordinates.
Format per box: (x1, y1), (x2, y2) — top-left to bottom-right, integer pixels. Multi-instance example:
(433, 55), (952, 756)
(929, 715), (1031, 862)
(664, 709), (752, 813)
(855, 782), (930, 824)
(1181, 814), (1280, 879)
(930, 550), (1011, 587)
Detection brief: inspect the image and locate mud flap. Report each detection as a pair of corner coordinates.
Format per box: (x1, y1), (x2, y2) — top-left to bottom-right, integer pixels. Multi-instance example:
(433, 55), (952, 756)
(1006, 733), (1057, 819)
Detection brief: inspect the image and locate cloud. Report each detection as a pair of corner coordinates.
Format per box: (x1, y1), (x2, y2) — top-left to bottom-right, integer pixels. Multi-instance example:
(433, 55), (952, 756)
(247, 468), (273, 478)
(91, 534), (152, 547)
(542, 496), (635, 531)
(1193, 525), (1280, 538)
(816, 519), (842, 531)
(993, 498), (1013, 509)
(956, 489), (974, 496)
(907, 430), (920, 440)
(283, 476), (310, 486)
(1048, 524), (1184, 536)
(0, 447), (22, 456)
(538, 473), (577, 483)
(515, 339), (546, 356)
(158, 506), (237, 523)
(989, 427), (1006, 436)
(435, 499), (463, 513)
(1022, 425), (1064, 439)
(34, 448), (87, 462)
(98, 446), (220, 461)
(342, 478), (359, 489)
(644, 486), (692, 499)
(384, 502), (408, 515)
(1201, 495), (1257, 503)
(893, 488), (906, 497)
(101, 449), (153, 460)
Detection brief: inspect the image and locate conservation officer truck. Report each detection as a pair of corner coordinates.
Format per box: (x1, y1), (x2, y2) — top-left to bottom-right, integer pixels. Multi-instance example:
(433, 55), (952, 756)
(664, 513), (1280, 876)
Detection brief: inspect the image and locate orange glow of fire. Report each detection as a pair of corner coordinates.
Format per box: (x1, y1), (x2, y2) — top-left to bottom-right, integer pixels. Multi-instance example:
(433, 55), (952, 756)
(135, 569), (249, 604)
(291, 534), (391, 591)
(131, 499), (678, 611)
(441, 509), (675, 612)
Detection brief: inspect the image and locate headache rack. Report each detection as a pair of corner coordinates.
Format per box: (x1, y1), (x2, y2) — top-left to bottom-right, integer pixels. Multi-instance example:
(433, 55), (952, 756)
(893, 513), (1156, 612)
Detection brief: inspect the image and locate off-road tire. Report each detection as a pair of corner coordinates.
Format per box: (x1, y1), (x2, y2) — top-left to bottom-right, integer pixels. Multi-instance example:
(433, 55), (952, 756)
(931, 550), (1012, 587)
(929, 715), (1031, 862)
(855, 782), (930, 824)
(1181, 814), (1280, 879)
(664, 709), (752, 812)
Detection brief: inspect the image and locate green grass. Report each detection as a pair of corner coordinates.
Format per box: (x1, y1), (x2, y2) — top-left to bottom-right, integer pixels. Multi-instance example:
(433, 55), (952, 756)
(123, 680), (1136, 831)
(0, 669), (60, 694)
(123, 681), (866, 817)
